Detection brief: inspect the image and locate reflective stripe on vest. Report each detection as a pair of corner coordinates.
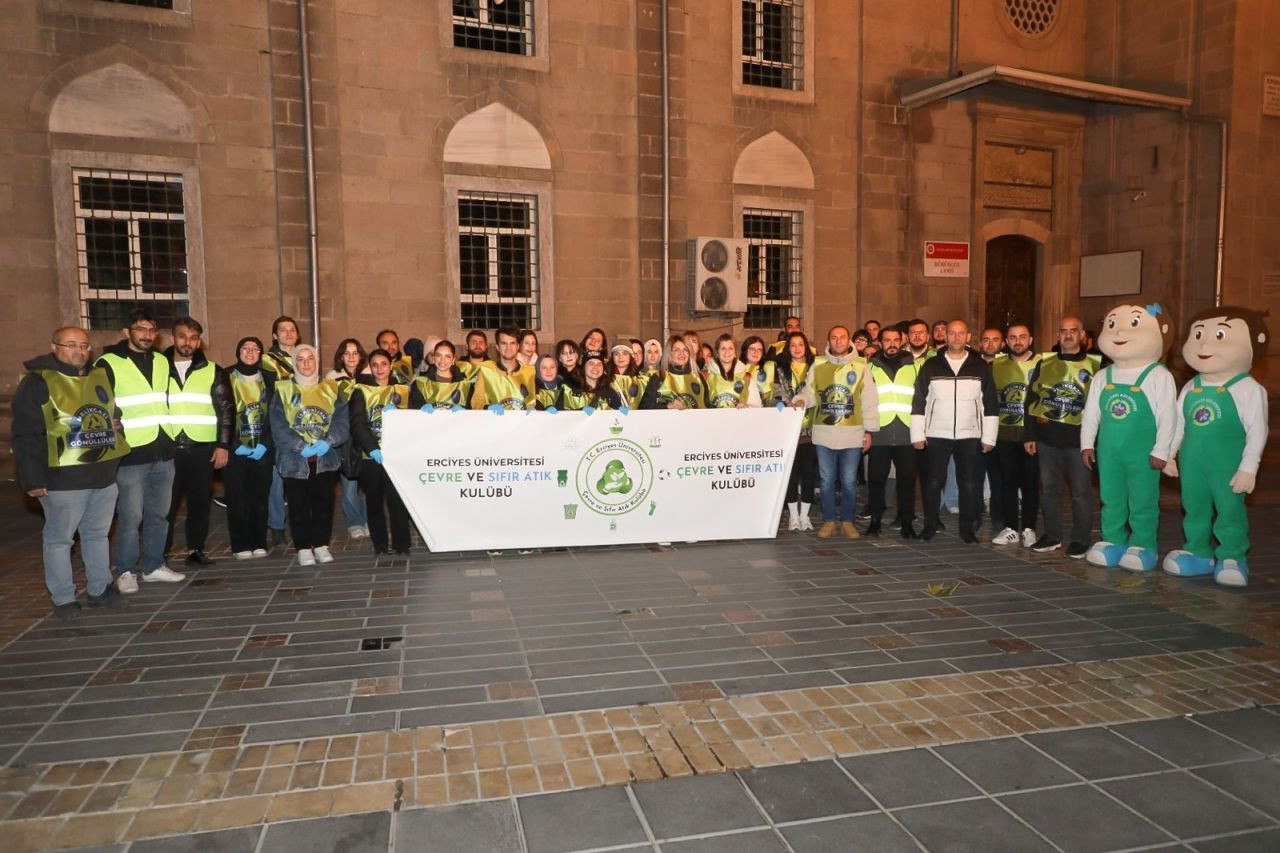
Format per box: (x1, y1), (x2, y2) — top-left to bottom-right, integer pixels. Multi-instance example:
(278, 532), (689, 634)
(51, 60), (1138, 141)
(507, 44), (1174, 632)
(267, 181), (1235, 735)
(166, 362), (219, 442)
(35, 367), (131, 467)
(97, 351), (169, 447)
(869, 361), (918, 427)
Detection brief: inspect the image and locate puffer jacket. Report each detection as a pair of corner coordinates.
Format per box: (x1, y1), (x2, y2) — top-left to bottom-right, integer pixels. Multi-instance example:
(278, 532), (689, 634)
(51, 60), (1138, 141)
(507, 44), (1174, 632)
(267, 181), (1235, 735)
(910, 349), (998, 445)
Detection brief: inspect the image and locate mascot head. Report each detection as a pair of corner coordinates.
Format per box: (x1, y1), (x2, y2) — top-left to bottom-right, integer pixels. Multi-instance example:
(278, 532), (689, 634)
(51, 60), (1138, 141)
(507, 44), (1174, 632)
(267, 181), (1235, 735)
(1098, 303), (1170, 369)
(1182, 306), (1269, 384)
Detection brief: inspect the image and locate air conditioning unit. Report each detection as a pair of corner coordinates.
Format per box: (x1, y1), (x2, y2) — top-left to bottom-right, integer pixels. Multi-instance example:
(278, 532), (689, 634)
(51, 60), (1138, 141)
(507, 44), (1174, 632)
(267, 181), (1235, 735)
(686, 237), (748, 313)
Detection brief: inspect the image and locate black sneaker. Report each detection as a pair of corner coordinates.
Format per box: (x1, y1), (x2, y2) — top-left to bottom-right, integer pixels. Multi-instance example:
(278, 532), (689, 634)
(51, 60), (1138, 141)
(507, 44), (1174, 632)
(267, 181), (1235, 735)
(86, 586), (126, 609)
(900, 521), (917, 539)
(865, 518), (882, 537)
(1031, 537), (1062, 553)
(186, 550), (216, 566)
(921, 523), (938, 541)
(53, 601), (82, 622)
(960, 530), (978, 544)
(1066, 542), (1089, 559)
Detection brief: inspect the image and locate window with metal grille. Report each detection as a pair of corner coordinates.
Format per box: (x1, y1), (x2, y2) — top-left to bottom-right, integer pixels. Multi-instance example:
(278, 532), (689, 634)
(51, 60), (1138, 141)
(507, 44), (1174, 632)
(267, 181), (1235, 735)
(453, 0), (534, 56)
(457, 191), (540, 329)
(741, 0), (803, 90)
(73, 168), (189, 330)
(743, 208), (802, 330)
(98, 0), (174, 8)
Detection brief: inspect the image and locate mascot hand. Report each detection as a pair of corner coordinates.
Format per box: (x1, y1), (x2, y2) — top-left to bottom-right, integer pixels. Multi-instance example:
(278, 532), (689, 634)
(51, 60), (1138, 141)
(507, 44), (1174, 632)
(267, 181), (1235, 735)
(1148, 455), (1166, 470)
(1162, 458), (1178, 478)
(420, 404), (434, 413)
(486, 404), (505, 416)
(370, 449), (384, 465)
(234, 445), (253, 457)
(1230, 470), (1256, 494)
(1081, 449), (1096, 470)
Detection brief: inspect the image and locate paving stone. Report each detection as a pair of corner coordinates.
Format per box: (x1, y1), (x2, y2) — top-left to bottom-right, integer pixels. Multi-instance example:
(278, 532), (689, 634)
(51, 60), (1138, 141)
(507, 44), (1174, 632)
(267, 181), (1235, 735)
(935, 737), (1081, 793)
(1112, 718), (1261, 767)
(658, 829), (787, 852)
(893, 798), (1055, 851)
(1100, 771), (1274, 838)
(1193, 759), (1280, 820)
(739, 760), (875, 822)
(395, 800), (521, 853)
(1191, 708), (1280, 754)
(260, 811), (390, 853)
(130, 826), (263, 852)
(633, 773), (766, 839)
(839, 749), (981, 808)
(518, 786), (649, 853)
(1000, 784), (1173, 851)
(779, 812), (920, 852)
(1191, 828), (1280, 852)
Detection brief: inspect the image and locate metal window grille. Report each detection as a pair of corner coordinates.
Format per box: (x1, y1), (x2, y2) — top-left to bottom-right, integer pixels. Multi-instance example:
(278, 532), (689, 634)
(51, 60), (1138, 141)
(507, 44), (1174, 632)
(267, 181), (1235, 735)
(1004, 0), (1059, 36)
(457, 191), (540, 330)
(453, 0), (534, 56)
(73, 168), (190, 330)
(743, 208), (802, 330)
(98, 0), (175, 8)
(741, 0), (803, 90)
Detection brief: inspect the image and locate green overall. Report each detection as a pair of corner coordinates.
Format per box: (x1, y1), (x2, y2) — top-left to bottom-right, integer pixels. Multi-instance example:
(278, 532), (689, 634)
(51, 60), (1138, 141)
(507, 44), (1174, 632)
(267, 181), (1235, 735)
(1096, 364), (1161, 552)
(1179, 374), (1250, 561)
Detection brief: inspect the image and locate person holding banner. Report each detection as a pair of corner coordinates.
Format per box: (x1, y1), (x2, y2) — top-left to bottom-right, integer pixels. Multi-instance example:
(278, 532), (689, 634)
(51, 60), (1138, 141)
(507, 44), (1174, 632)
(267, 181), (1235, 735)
(411, 340), (473, 411)
(793, 325), (880, 539)
(534, 355), (563, 410)
(558, 353), (623, 411)
(350, 349), (412, 555)
(643, 335), (706, 409)
(610, 343), (653, 410)
(741, 336), (777, 406)
(224, 336), (274, 559)
(270, 343), (350, 566)
(705, 334), (760, 409)
(775, 331), (817, 531)
(471, 326), (536, 411)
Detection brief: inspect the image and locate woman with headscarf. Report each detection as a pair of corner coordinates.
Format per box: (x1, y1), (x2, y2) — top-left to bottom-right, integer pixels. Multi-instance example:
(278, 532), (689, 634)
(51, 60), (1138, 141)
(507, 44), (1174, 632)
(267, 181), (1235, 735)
(534, 355), (562, 411)
(224, 336), (275, 559)
(327, 338), (369, 542)
(640, 335), (706, 409)
(642, 338), (664, 375)
(270, 343), (350, 566)
(350, 349), (411, 555)
(776, 331), (818, 531)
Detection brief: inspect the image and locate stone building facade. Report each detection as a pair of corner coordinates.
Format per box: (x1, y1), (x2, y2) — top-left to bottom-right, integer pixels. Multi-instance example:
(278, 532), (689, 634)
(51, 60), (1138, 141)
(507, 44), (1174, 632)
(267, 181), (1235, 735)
(1, 0), (1277, 389)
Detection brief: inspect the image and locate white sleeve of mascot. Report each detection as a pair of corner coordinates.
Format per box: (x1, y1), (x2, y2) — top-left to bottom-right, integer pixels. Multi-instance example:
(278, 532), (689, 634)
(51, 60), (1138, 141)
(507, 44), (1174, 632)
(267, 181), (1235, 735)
(1079, 376), (1106, 452)
(1170, 383), (1191, 458)
(1231, 377), (1269, 476)
(1145, 365), (1178, 461)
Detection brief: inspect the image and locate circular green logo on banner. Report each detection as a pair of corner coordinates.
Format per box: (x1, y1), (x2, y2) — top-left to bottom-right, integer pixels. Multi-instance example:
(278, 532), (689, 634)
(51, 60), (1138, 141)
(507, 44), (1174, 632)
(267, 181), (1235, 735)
(576, 438), (654, 516)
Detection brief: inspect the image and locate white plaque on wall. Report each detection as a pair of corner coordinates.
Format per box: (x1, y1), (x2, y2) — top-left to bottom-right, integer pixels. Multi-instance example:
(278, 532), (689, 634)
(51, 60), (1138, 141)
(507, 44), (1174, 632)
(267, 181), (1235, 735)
(1080, 251), (1143, 298)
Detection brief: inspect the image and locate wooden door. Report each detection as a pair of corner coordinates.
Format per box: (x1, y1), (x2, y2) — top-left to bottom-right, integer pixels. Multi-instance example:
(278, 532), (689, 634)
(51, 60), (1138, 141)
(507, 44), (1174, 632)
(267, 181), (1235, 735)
(984, 236), (1038, 331)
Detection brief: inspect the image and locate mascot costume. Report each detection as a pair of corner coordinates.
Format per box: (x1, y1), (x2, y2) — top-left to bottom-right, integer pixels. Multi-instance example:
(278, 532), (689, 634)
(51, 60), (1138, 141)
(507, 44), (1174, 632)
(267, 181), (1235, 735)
(1163, 307), (1270, 587)
(1080, 303), (1177, 571)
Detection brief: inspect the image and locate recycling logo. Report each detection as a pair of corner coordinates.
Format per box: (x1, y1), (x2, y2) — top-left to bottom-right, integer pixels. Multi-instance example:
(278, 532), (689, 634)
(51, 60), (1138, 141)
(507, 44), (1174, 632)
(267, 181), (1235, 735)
(575, 437), (654, 516)
(1106, 394), (1136, 420)
(1190, 400), (1219, 427)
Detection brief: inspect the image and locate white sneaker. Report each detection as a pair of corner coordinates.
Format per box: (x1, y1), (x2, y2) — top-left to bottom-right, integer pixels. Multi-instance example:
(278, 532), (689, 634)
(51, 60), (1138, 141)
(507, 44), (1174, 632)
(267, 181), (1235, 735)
(252, 548), (268, 558)
(787, 502), (801, 532)
(348, 525), (367, 540)
(991, 527), (1019, 545)
(799, 515), (814, 532)
(359, 525), (371, 539)
(146, 565), (187, 583)
(115, 571), (139, 595)
(297, 548), (316, 566)
(946, 505), (960, 515)
(234, 550), (254, 560)
(1021, 528), (1037, 548)
(314, 546), (334, 564)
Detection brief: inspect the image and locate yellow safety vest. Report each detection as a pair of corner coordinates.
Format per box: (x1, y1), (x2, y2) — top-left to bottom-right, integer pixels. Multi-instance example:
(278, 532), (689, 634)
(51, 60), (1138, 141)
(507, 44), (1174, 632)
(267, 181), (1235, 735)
(413, 374), (472, 410)
(391, 355), (414, 385)
(868, 359), (917, 428)
(810, 356), (869, 428)
(472, 362), (535, 410)
(276, 379), (340, 443)
(353, 383), (407, 457)
(229, 371), (267, 448)
(654, 371), (705, 409)
(97, 350), (169, 448)
(611, 374), (647, 409)
(1026, 353), (1101, 426)
(704, 364), (752, 409)
(261, 349), (294, 380)
(165, 360), (219, 443)
(748, 361), (776, 406)
(991, 352), (1043, 441)
(35, 367), (130, 466)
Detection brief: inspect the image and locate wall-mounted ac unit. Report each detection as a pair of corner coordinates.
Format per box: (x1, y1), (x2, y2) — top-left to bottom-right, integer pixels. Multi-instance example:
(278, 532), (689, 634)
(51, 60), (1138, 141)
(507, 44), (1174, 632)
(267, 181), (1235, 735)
(686, 237), (748, 313)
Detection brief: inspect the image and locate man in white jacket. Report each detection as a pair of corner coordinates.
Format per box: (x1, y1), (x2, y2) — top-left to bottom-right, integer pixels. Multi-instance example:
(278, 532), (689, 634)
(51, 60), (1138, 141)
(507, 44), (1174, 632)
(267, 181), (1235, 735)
(911, 320), (999, 543)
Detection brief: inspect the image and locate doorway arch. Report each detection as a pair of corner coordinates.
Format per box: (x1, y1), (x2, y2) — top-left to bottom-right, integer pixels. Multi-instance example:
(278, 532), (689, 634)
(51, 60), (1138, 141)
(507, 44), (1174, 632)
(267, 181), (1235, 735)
(984, 235), (1040, 332)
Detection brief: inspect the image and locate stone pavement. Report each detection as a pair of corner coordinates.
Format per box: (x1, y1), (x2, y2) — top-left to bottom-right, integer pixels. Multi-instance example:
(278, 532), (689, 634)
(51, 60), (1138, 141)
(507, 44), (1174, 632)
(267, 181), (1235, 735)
(0, 483), (1278, 851)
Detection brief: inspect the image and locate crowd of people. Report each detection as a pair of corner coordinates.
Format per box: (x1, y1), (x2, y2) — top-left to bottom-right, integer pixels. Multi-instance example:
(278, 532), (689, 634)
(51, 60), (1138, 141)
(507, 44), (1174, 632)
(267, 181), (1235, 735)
(12, 307), (1155, 620)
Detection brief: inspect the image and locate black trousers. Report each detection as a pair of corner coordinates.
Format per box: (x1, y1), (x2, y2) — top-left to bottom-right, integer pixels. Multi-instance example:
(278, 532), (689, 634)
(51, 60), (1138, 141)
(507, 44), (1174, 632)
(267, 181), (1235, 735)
(922, 438), (980, 535)
(867, 443), (917, 523)
(167, 443), (214, 552)
(969, 450), (1004, 532)
(995, 439), (1039, 532)
(358, 463), (411, 553)
(283, 467), (338, 550)
(224, 452), (273, 552)
(786, 442), (817, 503)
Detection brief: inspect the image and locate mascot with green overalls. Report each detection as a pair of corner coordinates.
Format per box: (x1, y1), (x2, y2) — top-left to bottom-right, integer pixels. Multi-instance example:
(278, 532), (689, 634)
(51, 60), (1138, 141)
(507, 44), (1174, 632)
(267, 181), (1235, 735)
(1080, 303), (1177, 572)
(1163, 307), (1270, 587)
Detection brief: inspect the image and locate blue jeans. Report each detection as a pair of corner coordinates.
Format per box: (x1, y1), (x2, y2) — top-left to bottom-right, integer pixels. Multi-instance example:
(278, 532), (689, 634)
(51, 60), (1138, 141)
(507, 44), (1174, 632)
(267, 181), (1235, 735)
(40, 485), (117, 604)
(115, 460), (175, 575)
(341, 474), (367, 528)
(268, 467), (285, 530)
(816, 445), (863, 523)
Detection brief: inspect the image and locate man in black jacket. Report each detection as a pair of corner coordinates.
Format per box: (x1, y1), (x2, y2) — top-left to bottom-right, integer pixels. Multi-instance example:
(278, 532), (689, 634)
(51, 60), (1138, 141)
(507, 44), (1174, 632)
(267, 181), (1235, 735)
(13, 327), (129, 620)
(910, 320), (999, 542)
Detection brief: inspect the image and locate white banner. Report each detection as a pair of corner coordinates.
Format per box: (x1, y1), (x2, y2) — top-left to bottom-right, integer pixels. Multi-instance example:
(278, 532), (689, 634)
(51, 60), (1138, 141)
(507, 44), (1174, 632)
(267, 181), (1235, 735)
(382, 408), (801, 551)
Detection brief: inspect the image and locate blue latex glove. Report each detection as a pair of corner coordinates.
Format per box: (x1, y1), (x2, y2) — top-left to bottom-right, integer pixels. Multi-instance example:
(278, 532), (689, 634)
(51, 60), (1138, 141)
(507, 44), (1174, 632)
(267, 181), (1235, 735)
(487, 404), (505, 416)
(249, 444), (268, 461)
(299, 443), (316, 459)
(309, 439), (331, 457)
(420, 404), (434, 413)
(382, 402), (397, 412)
(619, 406), (630, 416)
(450, 404), (463, 413)
(582, 406), (596, 416)
(544, 406), (558, 414)
(775, 400), (786, 411)
(234, 444), (252, 457)
(370, 449), (384, 465)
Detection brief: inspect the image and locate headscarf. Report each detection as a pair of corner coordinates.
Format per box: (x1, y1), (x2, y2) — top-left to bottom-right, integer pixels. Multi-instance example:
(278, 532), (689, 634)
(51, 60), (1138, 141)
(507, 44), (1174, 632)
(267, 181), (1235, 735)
(404, 337), (425, 370)
(643, 338), (663, 371)
(292, 343), (320, 386)
(535, 354), (561, 392)
(234, 336), (265, 377)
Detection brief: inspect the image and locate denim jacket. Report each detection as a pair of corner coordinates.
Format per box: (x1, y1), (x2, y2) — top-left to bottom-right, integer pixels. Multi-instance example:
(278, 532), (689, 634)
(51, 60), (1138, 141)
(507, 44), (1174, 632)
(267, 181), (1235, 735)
(269, 382), (350, 479)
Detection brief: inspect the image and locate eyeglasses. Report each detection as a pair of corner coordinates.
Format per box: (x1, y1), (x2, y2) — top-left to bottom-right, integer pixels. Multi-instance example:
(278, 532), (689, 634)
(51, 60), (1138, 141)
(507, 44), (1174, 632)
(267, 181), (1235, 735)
(53, 341), (91, 351)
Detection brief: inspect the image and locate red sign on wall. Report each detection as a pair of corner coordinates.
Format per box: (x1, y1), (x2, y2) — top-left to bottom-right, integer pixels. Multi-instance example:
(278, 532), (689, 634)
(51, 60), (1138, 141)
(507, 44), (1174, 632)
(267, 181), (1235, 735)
(923, 241), (970, 278)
